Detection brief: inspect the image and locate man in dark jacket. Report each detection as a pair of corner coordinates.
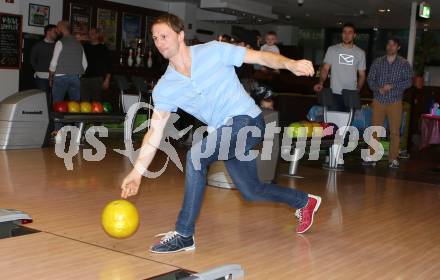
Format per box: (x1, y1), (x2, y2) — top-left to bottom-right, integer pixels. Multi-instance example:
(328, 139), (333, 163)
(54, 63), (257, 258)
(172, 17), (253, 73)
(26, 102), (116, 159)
(81, 28), (112, 102)
(30, 24), (58, 101)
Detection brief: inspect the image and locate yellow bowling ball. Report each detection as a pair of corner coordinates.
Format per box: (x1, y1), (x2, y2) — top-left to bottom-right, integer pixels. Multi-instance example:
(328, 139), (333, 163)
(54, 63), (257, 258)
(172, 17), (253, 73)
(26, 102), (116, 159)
(101, 200), (139, 238)
(80, 101), (92, 113)
(288, 122), (307, 138)
(67, 101), (80, 113)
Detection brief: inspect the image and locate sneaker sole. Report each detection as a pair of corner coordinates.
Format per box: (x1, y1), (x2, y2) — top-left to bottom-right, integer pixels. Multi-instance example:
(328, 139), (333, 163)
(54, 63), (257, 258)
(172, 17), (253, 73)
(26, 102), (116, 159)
(149, 244), (196, 254)
(297, 195), (322, 234)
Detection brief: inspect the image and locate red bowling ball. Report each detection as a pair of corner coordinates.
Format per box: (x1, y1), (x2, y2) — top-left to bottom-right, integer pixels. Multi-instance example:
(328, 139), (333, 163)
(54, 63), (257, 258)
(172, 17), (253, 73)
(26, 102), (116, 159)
(91, 102), (104, 113)
(53, 101), (68, 113)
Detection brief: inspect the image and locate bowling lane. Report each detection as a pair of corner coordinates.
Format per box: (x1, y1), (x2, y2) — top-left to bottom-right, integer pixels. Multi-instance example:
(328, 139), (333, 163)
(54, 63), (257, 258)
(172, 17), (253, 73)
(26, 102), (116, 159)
(0, 147), (175, 252)
(2, 147), (440, 279)
(0, 232), (177, 280)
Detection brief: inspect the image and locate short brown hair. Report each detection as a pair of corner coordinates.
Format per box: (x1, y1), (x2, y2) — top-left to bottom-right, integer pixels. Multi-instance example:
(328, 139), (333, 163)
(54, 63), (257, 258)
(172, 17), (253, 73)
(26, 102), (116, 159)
(388, 36), (401, 47)
(266, 31), (277, 36)
(57, 21), (71, 31)
(44, 24), (57, 35)
(342, 22), (356, 33)
(151, 13), (185, 34)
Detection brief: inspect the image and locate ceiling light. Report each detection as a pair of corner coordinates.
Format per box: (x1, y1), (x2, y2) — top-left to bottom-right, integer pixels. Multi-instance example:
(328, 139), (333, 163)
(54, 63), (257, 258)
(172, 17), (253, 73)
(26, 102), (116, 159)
(387, 9), (391, 12)
(378, 9), (386, 13)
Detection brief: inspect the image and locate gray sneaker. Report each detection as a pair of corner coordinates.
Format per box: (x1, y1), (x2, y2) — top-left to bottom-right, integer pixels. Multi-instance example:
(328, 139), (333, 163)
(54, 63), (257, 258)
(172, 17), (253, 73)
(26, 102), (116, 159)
(389, 160), (400, 169)
(149, 231), (195, 254)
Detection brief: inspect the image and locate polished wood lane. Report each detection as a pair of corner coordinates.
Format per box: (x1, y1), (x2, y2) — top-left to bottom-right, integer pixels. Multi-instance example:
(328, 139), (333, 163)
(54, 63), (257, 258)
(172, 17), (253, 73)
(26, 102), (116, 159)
(0, 232), (176, 280)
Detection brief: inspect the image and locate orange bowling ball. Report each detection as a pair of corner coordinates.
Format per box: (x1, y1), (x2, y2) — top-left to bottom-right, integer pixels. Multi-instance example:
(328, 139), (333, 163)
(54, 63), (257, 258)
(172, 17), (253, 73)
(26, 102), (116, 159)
(101, 200), (139, 238)
(91, 102), (104, 113)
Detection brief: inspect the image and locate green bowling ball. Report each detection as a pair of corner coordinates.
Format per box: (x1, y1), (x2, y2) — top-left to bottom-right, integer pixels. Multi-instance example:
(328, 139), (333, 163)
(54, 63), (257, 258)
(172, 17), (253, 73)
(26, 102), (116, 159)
(102, 102), (112, 113)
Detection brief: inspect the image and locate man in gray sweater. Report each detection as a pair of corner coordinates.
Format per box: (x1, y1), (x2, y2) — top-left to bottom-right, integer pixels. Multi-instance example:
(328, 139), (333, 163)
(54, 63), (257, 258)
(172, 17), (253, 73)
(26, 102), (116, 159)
(49, 21), (87, 106)
(30, 24), (57, 101)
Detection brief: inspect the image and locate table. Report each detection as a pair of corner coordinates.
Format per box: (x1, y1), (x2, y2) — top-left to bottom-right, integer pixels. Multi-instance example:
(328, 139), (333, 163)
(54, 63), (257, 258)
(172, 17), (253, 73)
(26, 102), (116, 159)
(420, 114), (440, 149)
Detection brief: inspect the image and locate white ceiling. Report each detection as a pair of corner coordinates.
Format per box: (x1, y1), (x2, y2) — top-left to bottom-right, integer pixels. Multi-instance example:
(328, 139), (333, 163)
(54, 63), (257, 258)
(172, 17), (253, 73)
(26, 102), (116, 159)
(264, 0), (438, 29)
(165, 0), (439, 29)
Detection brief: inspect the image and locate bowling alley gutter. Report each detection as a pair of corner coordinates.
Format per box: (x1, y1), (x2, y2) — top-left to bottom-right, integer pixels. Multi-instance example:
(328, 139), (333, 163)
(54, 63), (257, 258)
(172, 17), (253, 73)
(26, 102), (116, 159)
(40, 231), (185, 270)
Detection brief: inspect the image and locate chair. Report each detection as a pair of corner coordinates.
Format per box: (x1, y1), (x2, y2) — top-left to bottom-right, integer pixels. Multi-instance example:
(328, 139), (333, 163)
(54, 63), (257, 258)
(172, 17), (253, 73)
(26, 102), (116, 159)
(113, 75), (141, 114)
(130, 76), (153, 123)
(113, 75), (142, 142)
(319, 88), (360, 170)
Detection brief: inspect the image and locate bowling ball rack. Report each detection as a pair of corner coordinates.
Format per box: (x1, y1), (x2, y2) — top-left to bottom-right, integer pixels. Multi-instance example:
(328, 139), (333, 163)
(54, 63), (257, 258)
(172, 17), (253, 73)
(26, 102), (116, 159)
(51, 112), (132, 144)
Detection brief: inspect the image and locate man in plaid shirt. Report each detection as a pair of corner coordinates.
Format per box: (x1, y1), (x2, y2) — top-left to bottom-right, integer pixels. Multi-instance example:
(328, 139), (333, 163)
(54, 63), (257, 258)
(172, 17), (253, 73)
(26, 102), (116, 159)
(365, 37), (412, 168)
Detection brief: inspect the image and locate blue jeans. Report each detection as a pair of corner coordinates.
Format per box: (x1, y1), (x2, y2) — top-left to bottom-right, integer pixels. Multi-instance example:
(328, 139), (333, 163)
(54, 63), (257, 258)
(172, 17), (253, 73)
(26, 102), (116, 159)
(175, 114), (309, 236)
(34, 77), (51, 107)
(52, 74), (80, 104)
(34, 77), (50, 94)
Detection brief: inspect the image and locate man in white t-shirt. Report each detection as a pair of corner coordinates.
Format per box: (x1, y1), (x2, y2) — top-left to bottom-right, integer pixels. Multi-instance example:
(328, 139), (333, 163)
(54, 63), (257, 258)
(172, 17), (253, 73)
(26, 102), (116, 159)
(313, 23), (366, 167)
(314, 23), (366, 111)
